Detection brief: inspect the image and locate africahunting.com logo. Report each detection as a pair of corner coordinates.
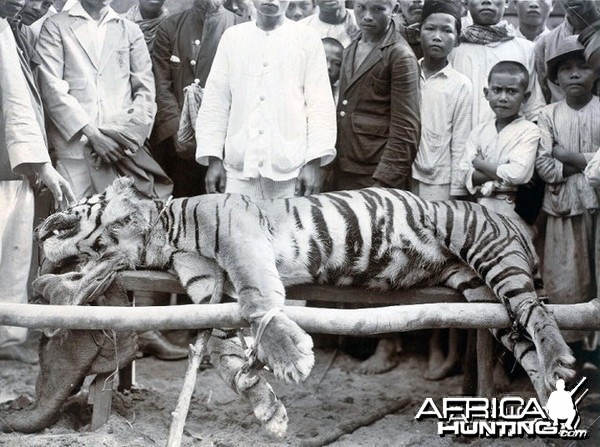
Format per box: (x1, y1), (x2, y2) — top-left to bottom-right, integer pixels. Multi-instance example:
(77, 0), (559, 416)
(415, 377), (590, 439)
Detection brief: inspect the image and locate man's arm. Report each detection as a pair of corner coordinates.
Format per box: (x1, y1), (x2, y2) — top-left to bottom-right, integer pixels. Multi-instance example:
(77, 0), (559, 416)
(127, 23), (157, 136)
(297, 31), (337, 195)
(152, 20), (181, 144)
(1, 21), (74, 207)
(302, 31), (337, 169)
(195, 31), (232, 167)
(535, 109), (566, 184)
(494, 125), (539, 185)
(35, 18), (91, 141)
(372, 47), (420, 188)
(450, 80), (473, 196)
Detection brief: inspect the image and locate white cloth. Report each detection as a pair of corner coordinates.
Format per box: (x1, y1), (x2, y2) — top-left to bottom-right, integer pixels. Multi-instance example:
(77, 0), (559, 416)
(536, 98), (600, 216)
(411, 60), (472, 196)
(195, 20), (337, 182)
(225, 177), (297, 200)
(0, 180), (34, 348)
(449, 37), (546, 127)
(299, 7), (359, 48)
(514, 26), (550, 43)
(67, 2), (114, 59)
(459, 117), (540, 195)
(585, 148), (600, 187)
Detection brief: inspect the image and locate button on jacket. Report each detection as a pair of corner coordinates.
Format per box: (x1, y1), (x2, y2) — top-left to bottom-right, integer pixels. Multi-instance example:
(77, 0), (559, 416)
(336, 22), (421, 189)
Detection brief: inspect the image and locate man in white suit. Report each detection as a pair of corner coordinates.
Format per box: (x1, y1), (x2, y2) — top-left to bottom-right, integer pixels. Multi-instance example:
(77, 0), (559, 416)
(0, 8), (74, 363)
(36, 0), (157, 199)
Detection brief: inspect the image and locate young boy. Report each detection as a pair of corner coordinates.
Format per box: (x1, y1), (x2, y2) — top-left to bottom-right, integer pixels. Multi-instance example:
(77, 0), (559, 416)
(195, 0), (336, 199)
(459, 61), (540, 236)
(512, 0), (553, 42)
(535, 36), (600, 350)
(412, 0), (471, 200)
(335, 0), (420, 374)
(300, 0), (359, 48)
(322, 37), (343, 103)
(286, 0), (315, 21)
(450, 0), (545, 127)
(336, 0), (420, 192)
(410, 0), (471, 382)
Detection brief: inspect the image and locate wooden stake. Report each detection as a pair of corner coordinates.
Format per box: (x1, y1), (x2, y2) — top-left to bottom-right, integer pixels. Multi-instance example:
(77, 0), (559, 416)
(166, 270), (224, 447)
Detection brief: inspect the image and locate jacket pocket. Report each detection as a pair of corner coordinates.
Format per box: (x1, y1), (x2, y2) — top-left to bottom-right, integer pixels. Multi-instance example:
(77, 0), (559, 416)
(68, 78), (87, 92)
(351, 113), (389, 137)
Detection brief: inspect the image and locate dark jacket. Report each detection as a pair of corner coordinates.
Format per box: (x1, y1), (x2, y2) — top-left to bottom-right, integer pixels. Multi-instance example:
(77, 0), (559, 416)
(336, 23), (421, 189)
(151, 6), (242, 145)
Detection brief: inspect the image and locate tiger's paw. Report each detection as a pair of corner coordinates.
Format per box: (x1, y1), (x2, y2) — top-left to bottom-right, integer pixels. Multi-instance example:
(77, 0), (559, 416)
(254, 312), (314, 383)
(536, 327), (576, 390)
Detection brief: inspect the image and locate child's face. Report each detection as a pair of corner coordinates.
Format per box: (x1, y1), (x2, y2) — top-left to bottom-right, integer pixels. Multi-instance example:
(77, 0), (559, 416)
(324, 44), (343, 84)
(468, 0), (507, 26)
(285, 0), (314, 20)
(513, 1), (553, 28)
(555, 55), (598, 98)
(484, 72), (529, 120)
(399, 0), (423, 26)
(252, 0), (290, 17)
(420, 13), (458, 60)
(354, 0), (395, 38)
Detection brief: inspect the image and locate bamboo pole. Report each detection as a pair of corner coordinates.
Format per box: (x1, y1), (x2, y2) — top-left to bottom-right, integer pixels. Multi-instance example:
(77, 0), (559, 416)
(167, 270), (223, 447)
(0, 300), (599, 334)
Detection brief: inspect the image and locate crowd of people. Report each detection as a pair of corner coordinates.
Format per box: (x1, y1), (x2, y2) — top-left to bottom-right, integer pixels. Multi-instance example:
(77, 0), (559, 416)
(0, 0), (599, 383)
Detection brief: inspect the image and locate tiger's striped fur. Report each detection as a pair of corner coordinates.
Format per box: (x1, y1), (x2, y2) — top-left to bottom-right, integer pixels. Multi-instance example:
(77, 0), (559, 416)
(35, 177), (575, 402)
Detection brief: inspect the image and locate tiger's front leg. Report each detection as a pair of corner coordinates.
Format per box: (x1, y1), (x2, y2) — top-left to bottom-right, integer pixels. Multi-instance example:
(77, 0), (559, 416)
(212, 202), (315, 383)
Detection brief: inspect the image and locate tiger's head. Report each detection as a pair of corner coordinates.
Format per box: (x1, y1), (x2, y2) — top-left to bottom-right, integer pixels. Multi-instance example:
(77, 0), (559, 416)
(36, 177), (156, 264)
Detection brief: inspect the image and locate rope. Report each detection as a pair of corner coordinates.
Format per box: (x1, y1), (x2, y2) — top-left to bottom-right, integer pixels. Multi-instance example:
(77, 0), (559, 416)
(242, 307), (283, 372)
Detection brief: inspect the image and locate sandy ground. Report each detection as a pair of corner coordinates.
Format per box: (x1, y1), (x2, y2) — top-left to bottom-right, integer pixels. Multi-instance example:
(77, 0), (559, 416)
(0, 331), (598, 447)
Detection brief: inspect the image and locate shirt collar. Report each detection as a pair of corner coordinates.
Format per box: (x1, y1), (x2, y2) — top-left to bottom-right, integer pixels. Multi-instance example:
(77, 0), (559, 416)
(418, 58), (453, 80)
(69, 2), (120, 25)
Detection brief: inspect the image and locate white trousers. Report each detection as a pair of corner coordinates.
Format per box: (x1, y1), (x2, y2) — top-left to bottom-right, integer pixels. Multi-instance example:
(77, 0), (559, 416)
(0, 180), (34, 348)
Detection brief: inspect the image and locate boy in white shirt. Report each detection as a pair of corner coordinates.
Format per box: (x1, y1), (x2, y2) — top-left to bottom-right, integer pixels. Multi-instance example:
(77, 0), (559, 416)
(459, 61), (540, 236)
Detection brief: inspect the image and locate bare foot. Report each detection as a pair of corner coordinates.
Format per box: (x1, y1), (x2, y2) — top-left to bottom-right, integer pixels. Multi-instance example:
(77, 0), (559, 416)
(0, 345), (39, 365)
(355, 338), (399, 375)
(424, 328), (460, 381)
(426, 329), (445, 371)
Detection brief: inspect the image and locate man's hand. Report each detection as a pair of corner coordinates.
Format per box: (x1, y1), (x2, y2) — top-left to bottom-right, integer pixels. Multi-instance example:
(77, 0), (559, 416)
(295, 159), (322, 196)
(205, 157), (226, 193)
(82, 124), (125, 165)
(36, 163), (75, 210)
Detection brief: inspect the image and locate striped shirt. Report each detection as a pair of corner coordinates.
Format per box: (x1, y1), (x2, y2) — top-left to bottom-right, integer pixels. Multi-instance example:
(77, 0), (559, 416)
(411, 60), (472, 196)
(535, 98), (600, 216)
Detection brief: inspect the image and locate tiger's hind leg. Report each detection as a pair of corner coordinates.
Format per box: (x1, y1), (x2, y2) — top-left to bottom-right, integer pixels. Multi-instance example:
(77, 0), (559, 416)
(441, 266), (559, 402)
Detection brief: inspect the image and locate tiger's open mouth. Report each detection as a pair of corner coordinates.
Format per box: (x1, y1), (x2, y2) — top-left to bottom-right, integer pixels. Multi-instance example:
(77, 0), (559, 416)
(36, 214), (81, 244)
